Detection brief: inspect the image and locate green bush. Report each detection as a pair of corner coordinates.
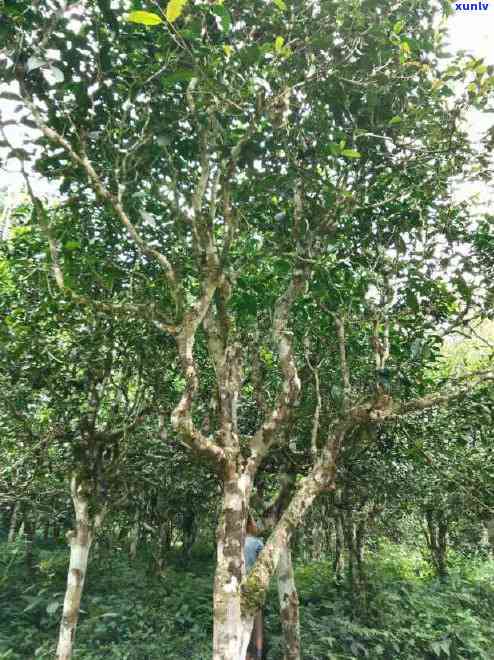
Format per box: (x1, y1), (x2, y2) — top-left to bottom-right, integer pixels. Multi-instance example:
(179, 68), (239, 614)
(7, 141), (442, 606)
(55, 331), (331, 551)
(1, 539), (494, 659)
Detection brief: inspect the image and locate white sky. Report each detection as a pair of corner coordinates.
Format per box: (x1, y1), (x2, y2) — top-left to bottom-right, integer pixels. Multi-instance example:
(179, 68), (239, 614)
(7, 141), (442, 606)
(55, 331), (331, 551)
(448, 6), (494, 144)
(447, 7), (494, 207)
(448, 7), (494, 138)
(1, 7), (494, 198)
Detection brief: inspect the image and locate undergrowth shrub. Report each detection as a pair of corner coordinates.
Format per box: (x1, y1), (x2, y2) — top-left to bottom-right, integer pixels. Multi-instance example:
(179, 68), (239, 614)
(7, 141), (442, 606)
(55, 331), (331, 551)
(1, 539), (494, 659)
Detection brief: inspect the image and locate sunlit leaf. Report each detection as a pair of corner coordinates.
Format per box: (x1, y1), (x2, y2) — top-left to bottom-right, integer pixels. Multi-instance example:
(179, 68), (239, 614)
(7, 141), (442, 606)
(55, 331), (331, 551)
(273, 0), (287, 10)
(64, 241), (81, 251)
(166, 0), (188, 23)
(393, 20), (405, 34)
(27, 56), (45, 72)
(126, 10), (163, 26)
(342, 149), (361, 159)
(274, 36), (285, 54)
(45, 66), (64, 84)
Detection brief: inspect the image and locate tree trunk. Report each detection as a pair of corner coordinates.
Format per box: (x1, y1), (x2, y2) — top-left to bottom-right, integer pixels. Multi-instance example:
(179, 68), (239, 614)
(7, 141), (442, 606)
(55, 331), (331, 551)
(212, 429), (343, 658)
(7, 502), (19, 542)
(277, 543), (301, 660)
(312, 523), (324, 561)
(436, 516), (448, 580)
(263, 473), (301, 660)
(56, 476), (105, 660)
(212, 476), (253, 660)
(128, 511), (140, 561)
(24, 512), (36, 574)
(333, 514), (345, 578)
(153, 521), (169, 574)
(485, 519), (494, 556)
(355, 518), (367, 586)
(343, 516), (358, 593)
(424, 510), (449, 580)
(182, 509), (197, 560)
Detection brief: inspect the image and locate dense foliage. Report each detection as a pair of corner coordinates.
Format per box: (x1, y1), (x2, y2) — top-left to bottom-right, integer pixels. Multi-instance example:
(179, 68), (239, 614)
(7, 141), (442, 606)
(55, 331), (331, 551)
(2, 538), (494, 659)
(1, 0), (494, 658)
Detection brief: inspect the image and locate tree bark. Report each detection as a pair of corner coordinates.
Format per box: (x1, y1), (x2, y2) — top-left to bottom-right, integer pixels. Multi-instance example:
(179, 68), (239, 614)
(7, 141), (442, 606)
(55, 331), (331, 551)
(277, 543), (301, 660)
(56, 476), (105, 660)
(262, 473), (301, 660)
(24, 512), (36, 574)
(355, 518), (366, 583)
(333, 514), (345, 578)
(424, 509), (449, 580)
(182, 509), (197, 560)
(7, 502), (19, 542)
(485, 518), (494, 555)
(53, 523), (61, 541)
(153, 521), (170, 573)
(212, 475), (253, 660)
(128, 511), (140, 561)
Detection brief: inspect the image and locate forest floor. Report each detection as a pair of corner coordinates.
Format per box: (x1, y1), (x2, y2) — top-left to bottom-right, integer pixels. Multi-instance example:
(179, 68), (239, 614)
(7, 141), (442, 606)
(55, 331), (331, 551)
(1, 536), (494, 659)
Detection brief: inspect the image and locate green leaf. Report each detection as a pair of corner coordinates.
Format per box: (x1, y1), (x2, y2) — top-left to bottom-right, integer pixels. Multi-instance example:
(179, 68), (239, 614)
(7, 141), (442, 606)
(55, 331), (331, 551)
(274, 36), (285, 54)
(0, 91), (22, 102)
(64, 241), (80, 251)
(161, 69), (194, 86)
(166, 0), (188, 23)
(342, 149), (362, 159)
(329, 143), (341, 157)
(210, 6), (231, 32)
(240, 45), (261, 66)
(430, 639), (451, 657)
(273, 0), (287, 9)
(180, 18), (202, 40)
(126, 10), (163, 26)
(393, 20), (405, 35)
(46, 601), (61, 615)
(389, 116), (402, 125)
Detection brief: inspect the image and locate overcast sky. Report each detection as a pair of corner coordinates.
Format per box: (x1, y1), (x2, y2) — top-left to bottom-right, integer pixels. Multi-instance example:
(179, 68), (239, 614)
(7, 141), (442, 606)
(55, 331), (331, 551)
(447, 6), (494, 206)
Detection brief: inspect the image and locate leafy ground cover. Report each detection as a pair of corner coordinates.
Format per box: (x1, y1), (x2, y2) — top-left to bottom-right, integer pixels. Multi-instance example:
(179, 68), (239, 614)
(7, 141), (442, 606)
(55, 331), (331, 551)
(1, 537), (493, 660)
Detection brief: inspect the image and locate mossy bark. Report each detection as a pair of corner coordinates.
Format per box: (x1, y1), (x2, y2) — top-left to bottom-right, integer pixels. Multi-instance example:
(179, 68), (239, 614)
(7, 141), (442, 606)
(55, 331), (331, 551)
(213, 475), (253, 660)
(425, 509), (449, 580)
(277, 543), (301, 660)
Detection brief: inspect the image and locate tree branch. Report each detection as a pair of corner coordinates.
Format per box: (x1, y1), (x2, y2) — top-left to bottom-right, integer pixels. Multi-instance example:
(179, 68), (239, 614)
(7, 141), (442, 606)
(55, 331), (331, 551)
(20, 96), (180, 300)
